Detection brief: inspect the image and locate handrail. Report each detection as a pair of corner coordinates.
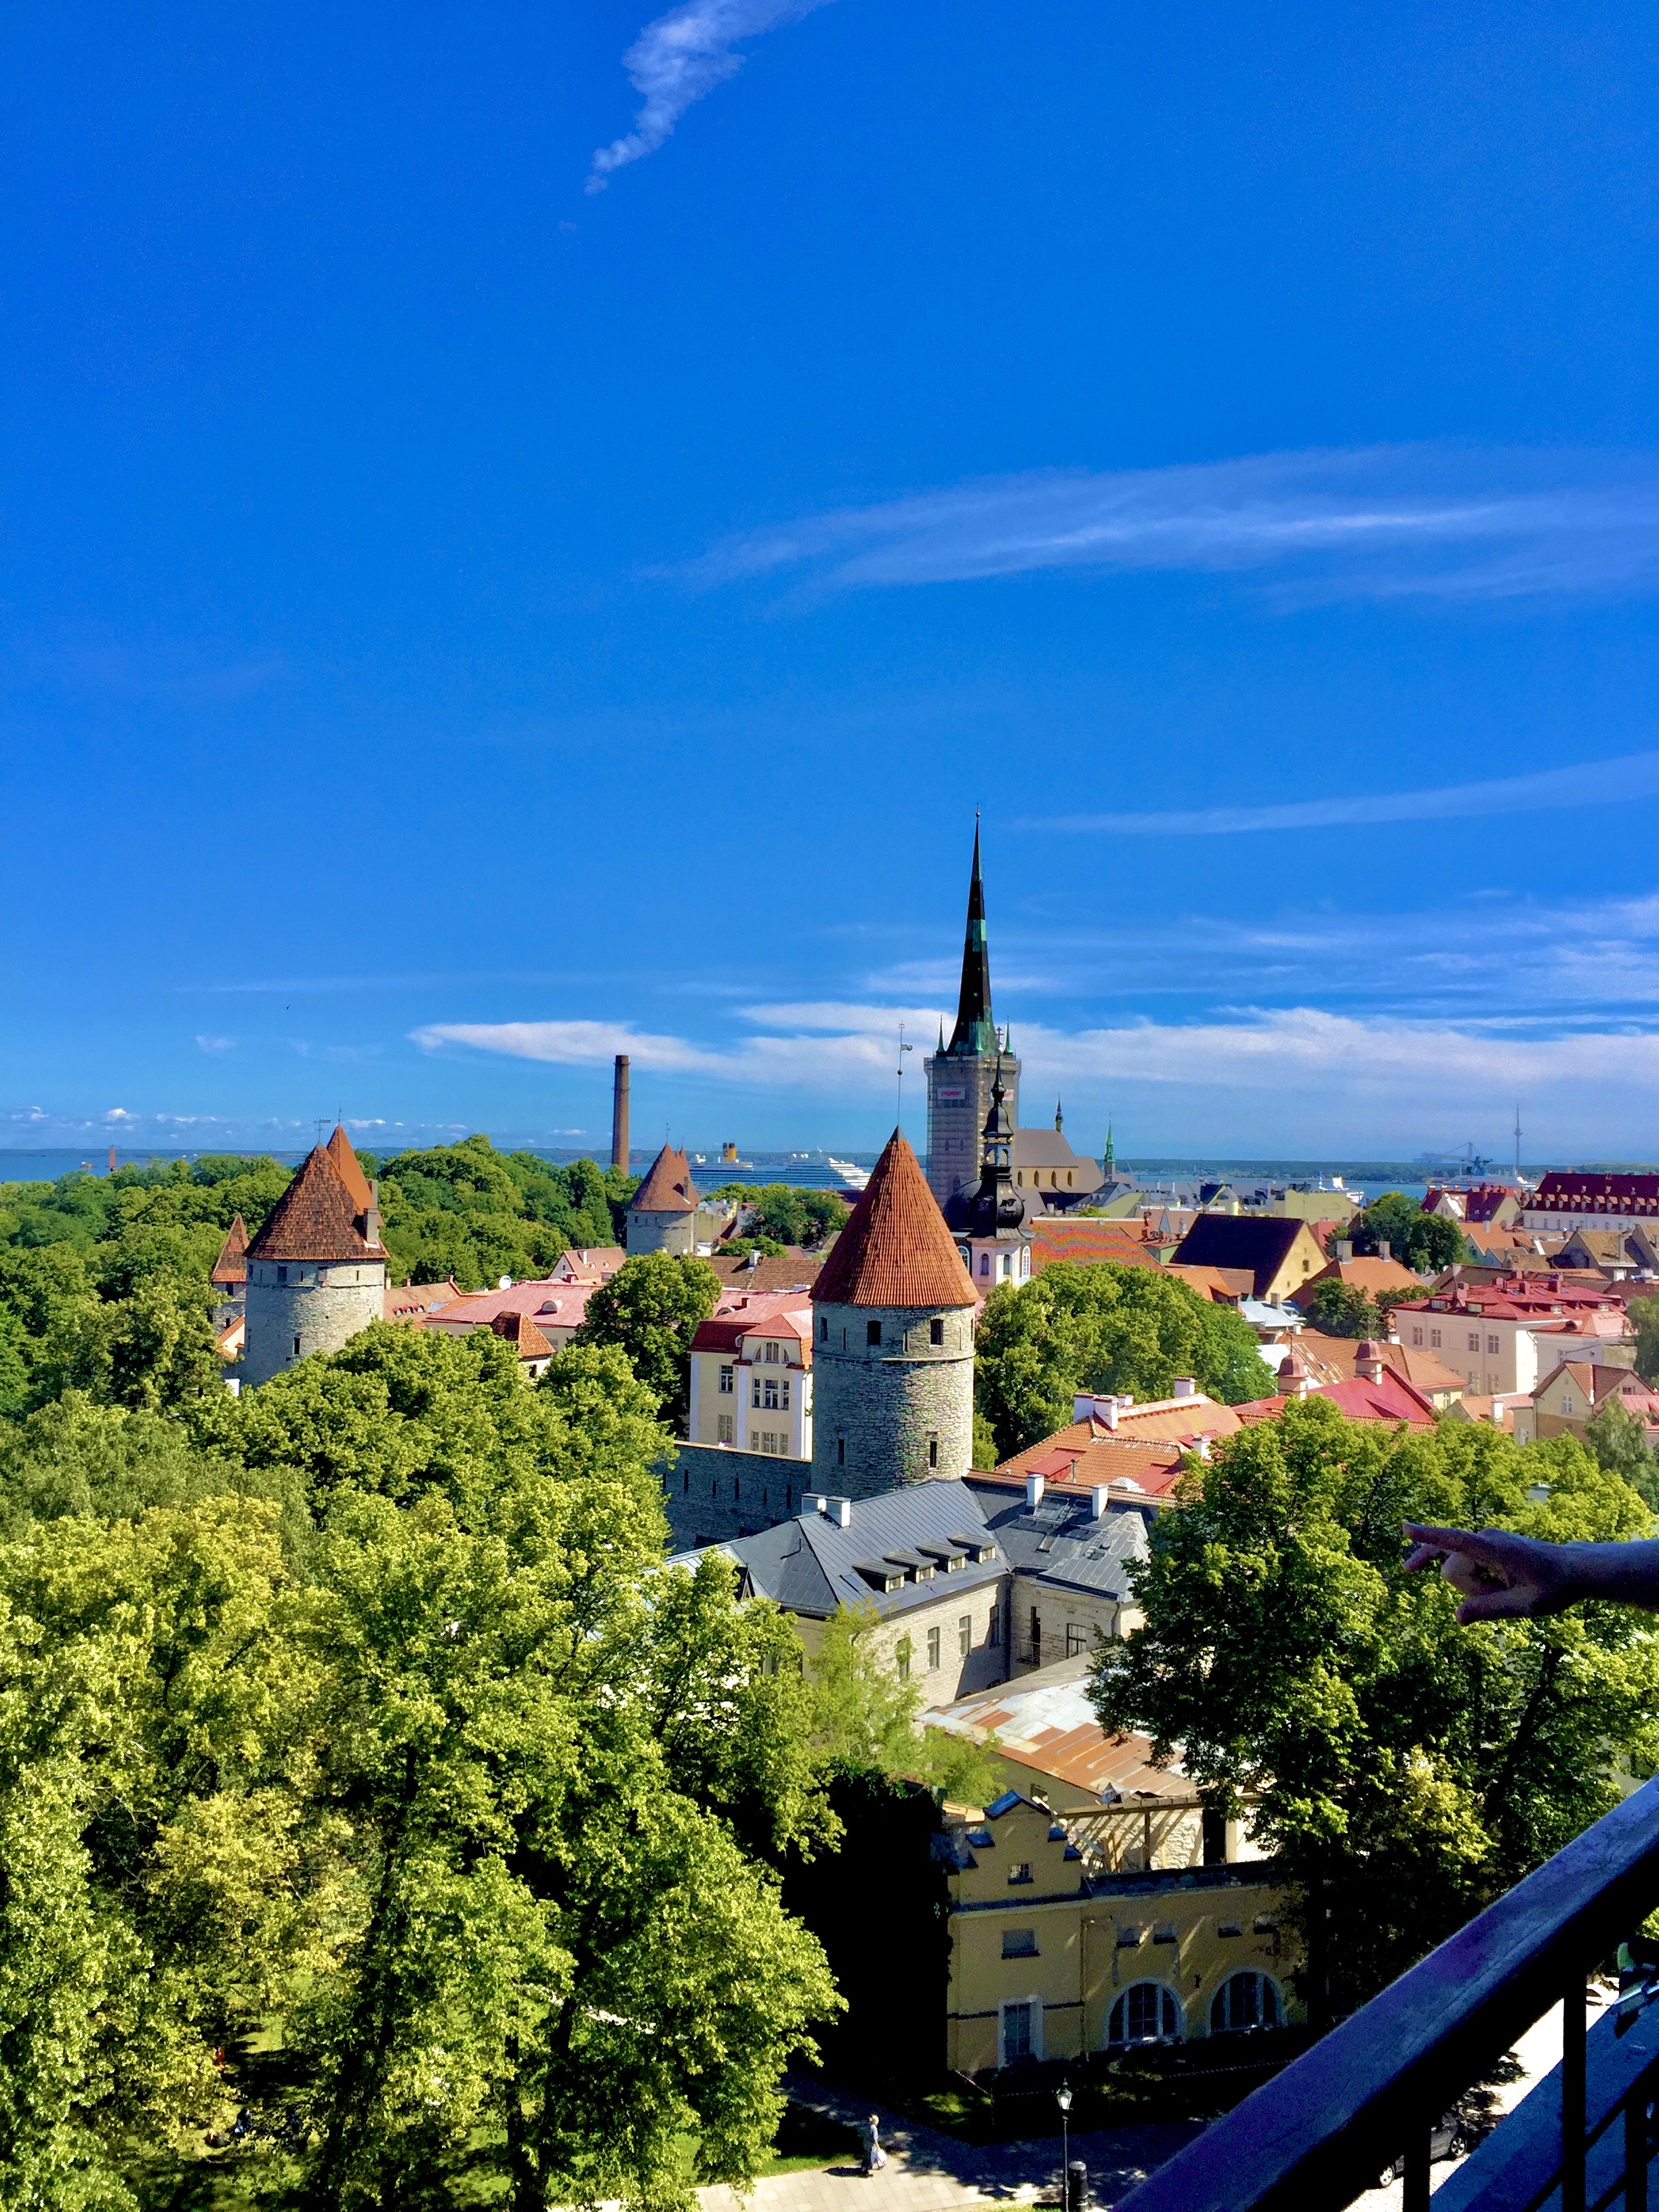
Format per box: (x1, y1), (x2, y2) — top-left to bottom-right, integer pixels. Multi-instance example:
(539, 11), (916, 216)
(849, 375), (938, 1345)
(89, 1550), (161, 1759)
(1113, 1776), (1659, 2212)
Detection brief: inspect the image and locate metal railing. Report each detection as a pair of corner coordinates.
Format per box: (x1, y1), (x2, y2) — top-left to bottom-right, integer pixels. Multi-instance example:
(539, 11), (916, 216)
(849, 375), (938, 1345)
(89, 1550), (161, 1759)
(1114, 1776), (1659, 2212)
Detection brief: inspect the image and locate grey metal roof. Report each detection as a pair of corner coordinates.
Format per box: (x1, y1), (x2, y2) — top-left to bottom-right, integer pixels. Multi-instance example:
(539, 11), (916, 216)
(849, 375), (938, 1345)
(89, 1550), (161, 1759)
(670, 1475), (1147, 1612)
(674, 1479), (1004, 1621)
(981, 1491), (1149, 1599)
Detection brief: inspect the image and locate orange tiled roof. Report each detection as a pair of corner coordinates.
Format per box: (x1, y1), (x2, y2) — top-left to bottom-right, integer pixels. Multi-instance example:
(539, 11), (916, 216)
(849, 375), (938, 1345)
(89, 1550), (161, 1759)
(491, 1309), (554, 1360)
(811, 1130), (978, 1309)
(1029, 1218), (1162, 1273)
(245, 1145), (385, 1265)
(326, 1124), (373, 1212)
(211, 1214), (249, 1286)
(630, 1145), (699, 1213)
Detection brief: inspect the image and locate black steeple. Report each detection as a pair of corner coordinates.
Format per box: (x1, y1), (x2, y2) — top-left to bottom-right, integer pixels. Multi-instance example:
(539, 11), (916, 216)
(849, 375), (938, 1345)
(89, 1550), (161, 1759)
(947, 821), (996, 1057)
(961, 1057), (1027, 1238)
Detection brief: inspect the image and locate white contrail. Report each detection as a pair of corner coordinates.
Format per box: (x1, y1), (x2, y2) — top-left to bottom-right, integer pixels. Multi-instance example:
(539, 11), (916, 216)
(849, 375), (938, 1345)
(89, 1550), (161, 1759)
(589, 0), (839, 192)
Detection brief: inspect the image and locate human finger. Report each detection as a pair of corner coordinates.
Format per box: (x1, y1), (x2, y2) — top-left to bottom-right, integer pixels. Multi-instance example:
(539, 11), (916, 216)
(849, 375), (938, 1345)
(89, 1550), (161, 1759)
(1404, 1525), (1524, 1570)
(1456, 1585), (1544, 1623)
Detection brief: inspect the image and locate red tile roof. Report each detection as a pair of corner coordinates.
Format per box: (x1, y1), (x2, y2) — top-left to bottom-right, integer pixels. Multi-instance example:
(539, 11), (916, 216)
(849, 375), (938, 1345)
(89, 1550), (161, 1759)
(245, 1145), (386, 1265)
(1028, 1219), (1162, 1273)
(491, 1309), (554, 1360)
(707, 1247), (826, 1294)
(1303, 1256), (1423, 1296)
(629, 1144), (699, 1213)
(326, 1124), (373, 1213)
(384, 1279), (462, 1322)
(211, 1214), (249, 1286)
(1233, 1368), (1437, 1428)
(691, 1298), (815, 1354)
(811, 1130), (978, 1309)
(1531, 1172), (1659, 1216)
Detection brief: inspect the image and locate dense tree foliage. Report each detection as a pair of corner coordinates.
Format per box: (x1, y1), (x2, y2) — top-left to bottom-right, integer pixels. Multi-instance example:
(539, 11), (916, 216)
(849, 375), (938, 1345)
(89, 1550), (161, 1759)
(1627, 1294), (1659, 1386)
(574, 1252), (722, 1429)
(973, 1261), (1270, 1460)
(0, 1328), (850, 2209)
(365, 1136), (636, 1288)
(1340, 1193), (1468, 1275)
(1092, 1399), (1659, 2019)
(710, 1184), (848, 1249)
(1298, 1279), (1383, 1338)
(0, 1155), (281, 1424)
(1585, 1393), (1659, 1510)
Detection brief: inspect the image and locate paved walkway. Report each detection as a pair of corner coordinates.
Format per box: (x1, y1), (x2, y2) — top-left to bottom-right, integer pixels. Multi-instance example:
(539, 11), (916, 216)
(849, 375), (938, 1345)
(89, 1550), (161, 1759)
(699, 2075), (1202, 2212)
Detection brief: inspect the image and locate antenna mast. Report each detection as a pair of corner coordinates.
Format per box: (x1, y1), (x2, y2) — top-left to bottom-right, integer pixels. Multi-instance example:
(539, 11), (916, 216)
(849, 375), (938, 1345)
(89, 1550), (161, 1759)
(896, 1021), (914, 1128)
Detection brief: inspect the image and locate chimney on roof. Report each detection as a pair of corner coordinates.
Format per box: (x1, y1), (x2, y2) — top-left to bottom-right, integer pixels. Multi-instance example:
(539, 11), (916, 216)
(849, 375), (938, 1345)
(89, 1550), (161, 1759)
(1279, 1353), (1314, 1399)
(1378, 1239), (1392, 1262)
(1355, 1340), (1386, 1384)
(611, 1054), (630, 1174)
(1336, 1238), (1353, 1261)
(1025, 1473), (1045, 1509)
(1090, 1484), (1109, 1520)
(1172, 1376), (1195, 1399)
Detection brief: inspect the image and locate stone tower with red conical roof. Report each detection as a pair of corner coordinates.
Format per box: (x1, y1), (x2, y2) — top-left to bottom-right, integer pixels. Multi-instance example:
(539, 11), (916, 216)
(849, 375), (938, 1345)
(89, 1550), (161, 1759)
(242, 1126), (387, 1387)
(810, 1129), (979, 1496)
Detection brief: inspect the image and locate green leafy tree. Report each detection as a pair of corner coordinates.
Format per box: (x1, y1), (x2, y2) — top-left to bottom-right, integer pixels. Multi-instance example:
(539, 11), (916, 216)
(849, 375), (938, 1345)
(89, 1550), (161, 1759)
(0, 1324), (844, 2210)
(1343, 1193), (1468, 1275)
(1299, 1279), (1383, 1338)
(1585, 1392), (1659, 1510)
(1627, 1295), (1659, 1386)
(575, 1252), (722, 1427)
(1093, 1399), (1659, 2019)
(975, 1261), (1268, 1460)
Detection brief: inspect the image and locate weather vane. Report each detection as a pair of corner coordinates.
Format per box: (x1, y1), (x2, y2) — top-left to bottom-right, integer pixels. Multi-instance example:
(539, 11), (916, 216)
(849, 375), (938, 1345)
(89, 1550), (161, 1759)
(896, 1021), (914, 1126)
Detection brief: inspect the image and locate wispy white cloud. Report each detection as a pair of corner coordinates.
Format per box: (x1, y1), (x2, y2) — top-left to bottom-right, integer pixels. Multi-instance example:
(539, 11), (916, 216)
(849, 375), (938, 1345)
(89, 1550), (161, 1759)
(685, 445), (1659, 602)
(1040, 748), (1659, 836)
(194, 1034), (235, 1054)
(411, 997), (1659, 1151)
(588, 0), (838, 192)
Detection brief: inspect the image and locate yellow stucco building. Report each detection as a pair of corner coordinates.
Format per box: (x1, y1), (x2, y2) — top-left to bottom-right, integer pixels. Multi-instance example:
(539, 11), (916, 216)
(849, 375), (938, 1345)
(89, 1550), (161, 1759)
(943, 1793), (1295, 2072)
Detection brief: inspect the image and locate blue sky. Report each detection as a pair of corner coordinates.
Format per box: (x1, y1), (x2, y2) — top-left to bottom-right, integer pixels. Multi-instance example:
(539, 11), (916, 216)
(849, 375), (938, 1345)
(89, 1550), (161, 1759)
(3, 0), (1658, 1160)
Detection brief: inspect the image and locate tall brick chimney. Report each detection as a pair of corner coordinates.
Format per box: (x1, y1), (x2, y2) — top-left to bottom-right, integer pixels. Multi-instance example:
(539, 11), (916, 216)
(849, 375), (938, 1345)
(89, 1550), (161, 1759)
(611, 1054), (630, 1175)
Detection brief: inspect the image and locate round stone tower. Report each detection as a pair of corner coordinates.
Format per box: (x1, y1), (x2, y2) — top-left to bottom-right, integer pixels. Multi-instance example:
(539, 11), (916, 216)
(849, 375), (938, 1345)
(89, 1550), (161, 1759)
(626, 1143), (700, 1257)
(241, 1125), (388, 1387)
(809, 1129), (979, 1498)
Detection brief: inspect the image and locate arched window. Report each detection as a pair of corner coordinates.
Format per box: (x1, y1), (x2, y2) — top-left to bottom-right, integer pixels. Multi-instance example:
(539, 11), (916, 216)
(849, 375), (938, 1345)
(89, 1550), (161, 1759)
(1210, 1972), (1282, 2034)
(1107, 1982), (1181, 2047)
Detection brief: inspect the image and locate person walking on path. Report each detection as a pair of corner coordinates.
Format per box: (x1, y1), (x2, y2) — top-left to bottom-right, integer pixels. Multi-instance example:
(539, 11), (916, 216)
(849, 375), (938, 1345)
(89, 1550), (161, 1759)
(861, 2115), (888, 2176)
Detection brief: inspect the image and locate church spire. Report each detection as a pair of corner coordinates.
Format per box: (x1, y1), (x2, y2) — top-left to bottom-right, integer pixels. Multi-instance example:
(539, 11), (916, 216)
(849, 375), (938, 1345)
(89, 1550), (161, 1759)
(946, 819), (996, 1056)
(1104, 1121), (1115, 1176)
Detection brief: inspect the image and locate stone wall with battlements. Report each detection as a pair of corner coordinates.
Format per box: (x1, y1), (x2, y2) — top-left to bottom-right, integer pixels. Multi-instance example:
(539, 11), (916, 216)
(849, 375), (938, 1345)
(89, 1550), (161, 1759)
(810, 1300), (975, 1496)
(243, 1257), (386, 1387)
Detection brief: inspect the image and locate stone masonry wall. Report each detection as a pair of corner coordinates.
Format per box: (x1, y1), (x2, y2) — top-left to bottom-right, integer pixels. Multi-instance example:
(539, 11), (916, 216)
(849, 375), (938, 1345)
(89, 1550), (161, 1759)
(660, 1441), (813, 1551)
(626, 1210), (696, 1257)
(243, 1259), (386, 1387)
(810, 1300), (975, 1498)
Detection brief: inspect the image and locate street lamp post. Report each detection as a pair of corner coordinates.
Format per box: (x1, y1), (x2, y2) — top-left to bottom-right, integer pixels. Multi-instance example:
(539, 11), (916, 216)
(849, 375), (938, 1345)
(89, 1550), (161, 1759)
(1055, 2083), (1071, 2209)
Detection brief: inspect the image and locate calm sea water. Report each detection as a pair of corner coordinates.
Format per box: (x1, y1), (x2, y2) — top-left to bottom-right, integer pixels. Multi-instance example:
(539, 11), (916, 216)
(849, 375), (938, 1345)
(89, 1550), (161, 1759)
(0, 1145), (1549, 1206)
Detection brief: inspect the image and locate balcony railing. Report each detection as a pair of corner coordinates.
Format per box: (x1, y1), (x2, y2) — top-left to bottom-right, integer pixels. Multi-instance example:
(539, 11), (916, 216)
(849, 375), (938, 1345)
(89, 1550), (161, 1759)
(1115, 1774), (1659, 2212)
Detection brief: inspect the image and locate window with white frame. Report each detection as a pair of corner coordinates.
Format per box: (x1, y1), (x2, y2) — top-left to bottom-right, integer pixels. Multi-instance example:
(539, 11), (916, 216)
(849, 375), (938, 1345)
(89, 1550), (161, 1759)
(1107, 1982), (1181, 2047)
(927, 1626), (941, 1669)
(716, 1414), (734, 1444)
(1000, 1999), (1037, 2067)
(718, 1365), (734, 1394)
